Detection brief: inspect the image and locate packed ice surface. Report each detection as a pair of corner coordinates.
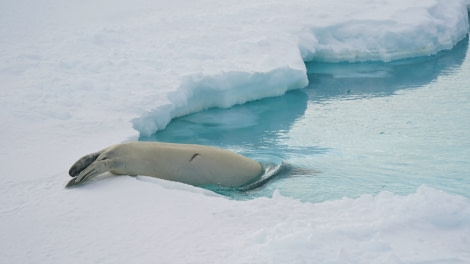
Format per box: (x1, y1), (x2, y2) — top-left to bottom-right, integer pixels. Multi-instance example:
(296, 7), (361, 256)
(1, 0), (470, 263)
(1, 0), (469, 139)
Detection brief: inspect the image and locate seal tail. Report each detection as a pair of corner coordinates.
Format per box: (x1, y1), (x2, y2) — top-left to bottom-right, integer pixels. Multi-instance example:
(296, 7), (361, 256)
(237, 162), (317, 191)
(236, 162), (284, 191)
(68, 151), (102, 177)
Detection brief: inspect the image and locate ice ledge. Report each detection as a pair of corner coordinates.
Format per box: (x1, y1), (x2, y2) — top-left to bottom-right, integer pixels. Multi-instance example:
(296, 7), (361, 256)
(132, 67), (308, 137)
(131, 0), (470, 136)
(301, 1), (469, 63)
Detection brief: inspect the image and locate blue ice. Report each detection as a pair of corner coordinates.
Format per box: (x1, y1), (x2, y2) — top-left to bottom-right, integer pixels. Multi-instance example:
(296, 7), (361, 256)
(140, 37), (470, 202)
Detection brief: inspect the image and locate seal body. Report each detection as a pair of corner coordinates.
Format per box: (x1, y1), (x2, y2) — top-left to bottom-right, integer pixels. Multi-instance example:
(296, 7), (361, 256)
(68, 142), (263, 187)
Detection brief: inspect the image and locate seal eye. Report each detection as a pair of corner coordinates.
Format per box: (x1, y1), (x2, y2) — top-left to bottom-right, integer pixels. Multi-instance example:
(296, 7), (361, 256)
(189, 153), (199, 162)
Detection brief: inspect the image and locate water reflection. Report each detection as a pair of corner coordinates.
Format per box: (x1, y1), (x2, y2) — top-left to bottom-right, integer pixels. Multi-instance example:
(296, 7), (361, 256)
(140, 90), (326, 159)
(305, 36), (468, 100)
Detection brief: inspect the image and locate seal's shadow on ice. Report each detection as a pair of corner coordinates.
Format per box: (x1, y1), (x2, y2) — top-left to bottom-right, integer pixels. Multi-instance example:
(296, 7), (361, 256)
(66, 141), (316, 193)
(67, 141), (267, 189)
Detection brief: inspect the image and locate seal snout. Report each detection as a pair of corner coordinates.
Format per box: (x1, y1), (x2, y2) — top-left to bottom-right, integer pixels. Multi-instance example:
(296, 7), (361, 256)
(69, 152), (101, 177)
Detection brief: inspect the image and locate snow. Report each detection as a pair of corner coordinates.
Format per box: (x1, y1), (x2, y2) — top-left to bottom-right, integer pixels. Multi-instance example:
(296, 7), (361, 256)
(2, 178), (470, 263)
(1, 0), (470, 263)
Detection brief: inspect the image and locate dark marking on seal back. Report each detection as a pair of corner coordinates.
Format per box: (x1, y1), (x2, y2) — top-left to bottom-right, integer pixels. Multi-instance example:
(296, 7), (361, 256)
(68, 151), (102, 177)
(189, 153), (200, 162)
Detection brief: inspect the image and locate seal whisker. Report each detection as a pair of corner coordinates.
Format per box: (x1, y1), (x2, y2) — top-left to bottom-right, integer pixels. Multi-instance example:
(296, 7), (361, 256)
(79, 171), (94, 182)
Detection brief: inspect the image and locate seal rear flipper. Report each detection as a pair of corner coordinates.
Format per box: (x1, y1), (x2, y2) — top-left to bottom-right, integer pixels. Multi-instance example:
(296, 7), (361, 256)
(69, 151), (102, 177)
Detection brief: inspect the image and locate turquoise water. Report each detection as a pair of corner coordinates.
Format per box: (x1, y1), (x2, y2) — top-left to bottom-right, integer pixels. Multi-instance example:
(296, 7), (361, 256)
(140, 37), (470, 203)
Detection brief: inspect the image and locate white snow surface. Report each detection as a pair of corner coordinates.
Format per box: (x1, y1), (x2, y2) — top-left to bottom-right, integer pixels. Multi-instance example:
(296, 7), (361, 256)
(1, 0), (470, 263)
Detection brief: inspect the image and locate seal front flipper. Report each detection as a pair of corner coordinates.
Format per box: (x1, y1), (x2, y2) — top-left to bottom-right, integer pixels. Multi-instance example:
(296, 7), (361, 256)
(69, 151), (102, 177)
(65, 177), (85, 188)
(67, 150), (105, 187)
(74, 158), (113, 183)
